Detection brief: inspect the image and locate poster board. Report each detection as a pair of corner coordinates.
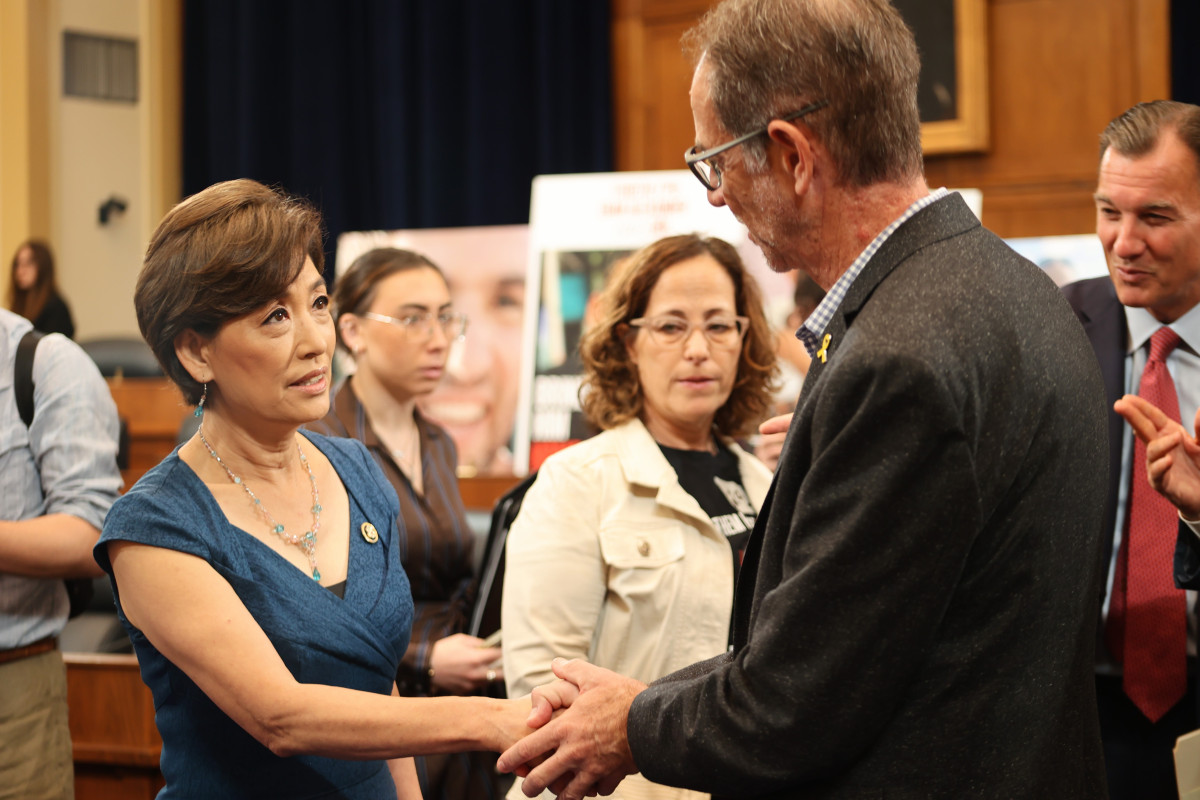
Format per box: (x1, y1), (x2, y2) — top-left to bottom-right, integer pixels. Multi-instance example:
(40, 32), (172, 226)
(335, 225), (530, 476)
(1004, 233), (1107, 287)
(514, 170), (794, 474)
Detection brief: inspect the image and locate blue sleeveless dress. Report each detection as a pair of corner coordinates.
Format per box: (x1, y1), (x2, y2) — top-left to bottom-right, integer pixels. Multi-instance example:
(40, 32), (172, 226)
(95, 432), (414, 799)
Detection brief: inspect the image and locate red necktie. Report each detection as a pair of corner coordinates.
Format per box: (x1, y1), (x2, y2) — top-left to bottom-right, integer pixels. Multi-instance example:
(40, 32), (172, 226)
(1109, 326), (1188, 722)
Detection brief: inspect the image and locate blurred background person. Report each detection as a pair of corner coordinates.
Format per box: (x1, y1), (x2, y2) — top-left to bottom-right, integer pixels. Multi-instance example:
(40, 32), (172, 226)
(756, 273), (825, 471)
(7, 240), (75, 339)
(97, 179), (528, 799)
(501, 233), (776, 800)
(310, 246), (508, 799)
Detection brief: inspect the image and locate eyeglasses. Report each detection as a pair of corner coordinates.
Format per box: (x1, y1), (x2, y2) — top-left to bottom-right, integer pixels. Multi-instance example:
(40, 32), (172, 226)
(361, 310), (468, 340)
(628, 315), (750, 348)
(684, 100), (829, 191)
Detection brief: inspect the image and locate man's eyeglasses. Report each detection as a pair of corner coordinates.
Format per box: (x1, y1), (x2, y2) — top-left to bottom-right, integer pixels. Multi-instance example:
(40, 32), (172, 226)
(361, 310), (468, 340)
(628, 315), (750, 348)
(684, 100), (829, 192)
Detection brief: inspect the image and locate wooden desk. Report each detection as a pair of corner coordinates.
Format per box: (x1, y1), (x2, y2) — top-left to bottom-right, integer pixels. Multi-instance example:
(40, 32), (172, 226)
(106, 377), (189, 489)
(65, 653), (163, 800)
(458, 474), (522, 511)
(102, 375), (526, 513)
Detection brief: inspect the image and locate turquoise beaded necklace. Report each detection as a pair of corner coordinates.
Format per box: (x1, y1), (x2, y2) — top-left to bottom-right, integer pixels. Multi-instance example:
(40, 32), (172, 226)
(198, 423), (323, 581)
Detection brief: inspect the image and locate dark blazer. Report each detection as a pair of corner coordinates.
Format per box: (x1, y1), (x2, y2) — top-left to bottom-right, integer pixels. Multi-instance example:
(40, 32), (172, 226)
(627, 194), (1110, 799)
(1062, 278), (1200, 604)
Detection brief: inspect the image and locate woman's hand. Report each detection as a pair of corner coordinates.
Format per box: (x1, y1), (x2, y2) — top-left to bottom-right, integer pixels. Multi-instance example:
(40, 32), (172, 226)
(429, 633), (503, 694)
(754, 412), (794, 472)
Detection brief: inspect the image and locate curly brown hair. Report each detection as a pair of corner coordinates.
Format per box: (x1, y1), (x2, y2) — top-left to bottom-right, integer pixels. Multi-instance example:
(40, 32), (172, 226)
(579, 234), (777, 437)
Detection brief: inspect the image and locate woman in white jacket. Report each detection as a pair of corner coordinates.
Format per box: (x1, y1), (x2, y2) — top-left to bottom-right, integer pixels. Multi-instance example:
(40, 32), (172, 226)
(502, 234), (778, 800)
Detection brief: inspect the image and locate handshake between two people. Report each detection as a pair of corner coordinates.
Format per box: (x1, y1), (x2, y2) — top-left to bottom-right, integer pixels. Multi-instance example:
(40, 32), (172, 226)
(498, 657), (649, 800)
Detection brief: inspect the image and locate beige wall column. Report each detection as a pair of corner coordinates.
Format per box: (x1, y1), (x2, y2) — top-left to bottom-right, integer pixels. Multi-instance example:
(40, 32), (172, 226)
(1, 0), (180, 338)
(0, 0), (53, 270)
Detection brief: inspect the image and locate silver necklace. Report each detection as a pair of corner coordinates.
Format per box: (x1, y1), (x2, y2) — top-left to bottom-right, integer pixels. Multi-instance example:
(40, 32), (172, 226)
(198, 423), (323, 581)
(389, 424), (420, 474)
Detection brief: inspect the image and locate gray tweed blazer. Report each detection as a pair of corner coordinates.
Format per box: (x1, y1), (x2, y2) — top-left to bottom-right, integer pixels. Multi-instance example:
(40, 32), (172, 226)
(626, 193), (1110, 800)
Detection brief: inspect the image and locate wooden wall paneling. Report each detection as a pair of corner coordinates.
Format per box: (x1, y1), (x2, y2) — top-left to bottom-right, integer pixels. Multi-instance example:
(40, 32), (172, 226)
(613, 0), (1171, 240)
(612, 0), (715, 172)
(924, 0), (1169, 237)
(1132, 0), (1170, 101)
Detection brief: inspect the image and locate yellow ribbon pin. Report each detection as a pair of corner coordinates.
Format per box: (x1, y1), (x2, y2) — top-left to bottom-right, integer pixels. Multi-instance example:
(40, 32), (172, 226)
(816, 333), (831, 364)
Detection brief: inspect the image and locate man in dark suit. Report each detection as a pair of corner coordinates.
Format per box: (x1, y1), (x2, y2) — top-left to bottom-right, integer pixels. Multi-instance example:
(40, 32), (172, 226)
(1063, 100), (1200, 800)
(498, 1), (1110, 798)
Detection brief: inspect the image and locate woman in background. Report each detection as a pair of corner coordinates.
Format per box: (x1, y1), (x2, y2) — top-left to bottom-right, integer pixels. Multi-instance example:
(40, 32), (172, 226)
(7, 239), (75, 338)
(501, 233), (777, 800)
(97, 179), (528, 799)
(310, 247), (507, 799)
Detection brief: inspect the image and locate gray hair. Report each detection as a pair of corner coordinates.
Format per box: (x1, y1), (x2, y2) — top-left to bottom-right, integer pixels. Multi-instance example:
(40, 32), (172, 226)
(683, 0), (923, 187)
(1099, 100), (1200, 168)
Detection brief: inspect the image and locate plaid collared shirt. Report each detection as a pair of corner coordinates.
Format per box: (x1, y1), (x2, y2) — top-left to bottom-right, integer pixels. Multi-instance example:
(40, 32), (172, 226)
(797, 187), (952, 357)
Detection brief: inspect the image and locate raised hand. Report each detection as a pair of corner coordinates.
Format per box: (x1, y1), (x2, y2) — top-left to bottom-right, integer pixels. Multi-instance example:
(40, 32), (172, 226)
(754, 412), (793, 472)
(1114, 394), (1200, 520)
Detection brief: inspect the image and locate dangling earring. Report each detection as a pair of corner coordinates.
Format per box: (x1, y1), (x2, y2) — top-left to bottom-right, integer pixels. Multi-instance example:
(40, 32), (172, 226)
(194, 383), (207, 418)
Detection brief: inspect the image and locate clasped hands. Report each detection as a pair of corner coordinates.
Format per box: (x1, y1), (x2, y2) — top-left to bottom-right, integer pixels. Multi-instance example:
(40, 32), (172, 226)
(1115, 393), (1200, 520)
(498, 657), (647, 800)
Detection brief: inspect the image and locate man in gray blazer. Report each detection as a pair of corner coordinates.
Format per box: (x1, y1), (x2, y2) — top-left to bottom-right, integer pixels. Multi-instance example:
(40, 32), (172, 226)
(499, 1), (1110, 798)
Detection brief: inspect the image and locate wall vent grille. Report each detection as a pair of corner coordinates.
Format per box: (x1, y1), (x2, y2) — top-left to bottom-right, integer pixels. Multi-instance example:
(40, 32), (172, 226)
(63, 32), (138, 103)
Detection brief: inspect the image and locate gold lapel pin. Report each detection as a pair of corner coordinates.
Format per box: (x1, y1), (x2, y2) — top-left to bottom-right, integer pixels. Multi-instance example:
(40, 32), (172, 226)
(360, 522), (379, 544)
(816, 333), (831, 364)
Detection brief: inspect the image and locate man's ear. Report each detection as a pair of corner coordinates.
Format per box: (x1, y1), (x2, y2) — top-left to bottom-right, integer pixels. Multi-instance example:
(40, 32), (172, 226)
(174, 329), (213, 385)
(766, 120), (816, 198)
(340, 314), (364, 355)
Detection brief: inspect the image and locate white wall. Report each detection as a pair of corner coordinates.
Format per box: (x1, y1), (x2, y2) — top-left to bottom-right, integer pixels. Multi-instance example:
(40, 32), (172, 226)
(50, 0), (149, 339)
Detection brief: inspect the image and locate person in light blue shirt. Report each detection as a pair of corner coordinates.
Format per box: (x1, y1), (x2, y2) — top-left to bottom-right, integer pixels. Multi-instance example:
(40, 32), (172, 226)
(0, 306), (121, 800)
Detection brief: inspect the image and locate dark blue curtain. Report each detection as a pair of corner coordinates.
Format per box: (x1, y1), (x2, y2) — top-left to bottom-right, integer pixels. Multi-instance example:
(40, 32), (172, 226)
(183, 0), (613, 267)
(1173, 1), (1199, 104)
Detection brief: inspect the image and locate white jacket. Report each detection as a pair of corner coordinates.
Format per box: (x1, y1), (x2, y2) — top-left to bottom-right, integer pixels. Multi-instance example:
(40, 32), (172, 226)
(502, 418), (772, 800)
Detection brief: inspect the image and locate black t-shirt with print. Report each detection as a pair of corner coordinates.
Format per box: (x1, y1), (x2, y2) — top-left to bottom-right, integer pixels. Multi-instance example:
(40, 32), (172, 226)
(658, 442), (757, 578)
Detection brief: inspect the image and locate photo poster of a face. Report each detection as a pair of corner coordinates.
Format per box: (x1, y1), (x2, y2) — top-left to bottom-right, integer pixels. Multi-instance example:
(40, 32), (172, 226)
(1004, 233), (1108, 287)
(334, 225), (529, 477)
(514, 170), (795, 475)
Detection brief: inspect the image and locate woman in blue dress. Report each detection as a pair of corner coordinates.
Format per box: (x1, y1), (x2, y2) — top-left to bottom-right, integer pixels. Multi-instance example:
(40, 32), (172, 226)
(95, 179), (531, 799)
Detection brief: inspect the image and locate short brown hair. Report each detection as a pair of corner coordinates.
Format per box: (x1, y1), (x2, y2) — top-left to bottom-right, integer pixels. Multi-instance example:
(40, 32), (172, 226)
(580, 234), (777, 437)
(1099, 100), (1200, 167)
(135, 179), (325, 404)
(333, 247), (443, 351)
(7, 239), (60, 323)
(683, 0), (923, 188)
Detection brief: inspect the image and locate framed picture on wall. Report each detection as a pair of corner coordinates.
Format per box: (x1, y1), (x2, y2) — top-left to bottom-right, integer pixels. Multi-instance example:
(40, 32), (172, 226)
(894, 0), (989, 154)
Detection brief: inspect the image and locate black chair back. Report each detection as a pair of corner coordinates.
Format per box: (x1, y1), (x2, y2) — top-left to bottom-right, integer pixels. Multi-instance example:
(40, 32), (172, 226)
(468, 472), (538, 640)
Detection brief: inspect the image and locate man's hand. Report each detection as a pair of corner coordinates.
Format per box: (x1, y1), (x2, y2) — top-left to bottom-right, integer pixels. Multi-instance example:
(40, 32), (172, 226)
(498, 658), (646, 800)
(1114, 394), (1200, 519)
